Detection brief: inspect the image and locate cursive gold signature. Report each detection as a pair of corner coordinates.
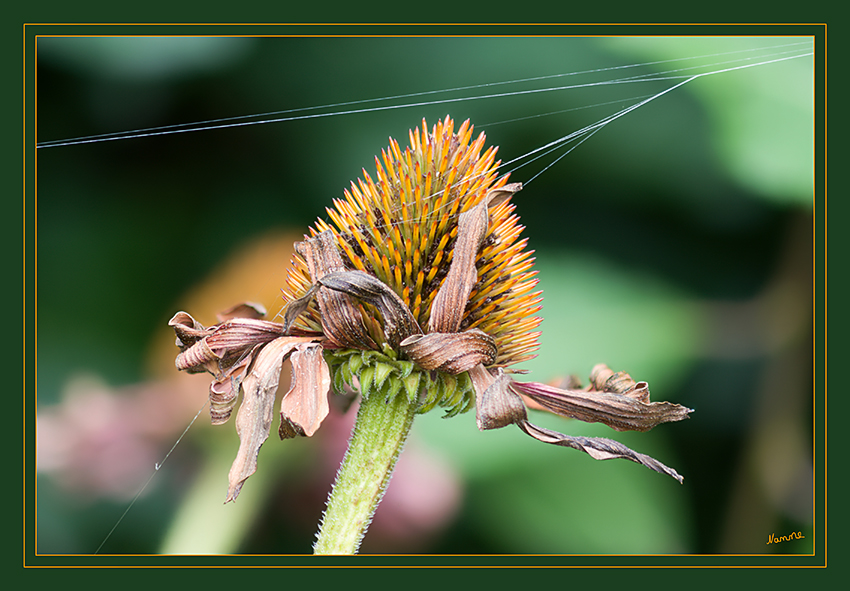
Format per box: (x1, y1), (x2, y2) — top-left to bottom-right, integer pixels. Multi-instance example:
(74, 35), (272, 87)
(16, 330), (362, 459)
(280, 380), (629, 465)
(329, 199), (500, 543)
(767, 531), (805, 545)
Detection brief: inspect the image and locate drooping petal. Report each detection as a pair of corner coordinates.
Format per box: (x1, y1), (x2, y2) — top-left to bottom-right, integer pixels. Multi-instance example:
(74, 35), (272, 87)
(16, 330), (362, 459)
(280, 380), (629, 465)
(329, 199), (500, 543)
(516, 422), (684, 483)
(428, 183), (521, 333)
(279, 342), (332, 438)
(171, 315), (287, 372)
(467, 363), (686, 482)
(226, 336), (314, 502)
(209, 343), (260, 425)
(169, 309), (321, 426)
(512, 379), (693, 432)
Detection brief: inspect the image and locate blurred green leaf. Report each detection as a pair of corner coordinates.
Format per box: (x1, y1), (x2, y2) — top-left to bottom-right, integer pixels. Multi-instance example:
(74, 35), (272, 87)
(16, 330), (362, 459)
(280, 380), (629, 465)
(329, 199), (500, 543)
(604, 37), (813, 207)
(414, 408), (691, 553)
(523, 253), (705, 389)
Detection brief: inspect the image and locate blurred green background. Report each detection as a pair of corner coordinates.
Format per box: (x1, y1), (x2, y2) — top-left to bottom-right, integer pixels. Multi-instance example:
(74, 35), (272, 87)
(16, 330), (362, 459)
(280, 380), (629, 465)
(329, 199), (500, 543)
(35, 36), (814, 555)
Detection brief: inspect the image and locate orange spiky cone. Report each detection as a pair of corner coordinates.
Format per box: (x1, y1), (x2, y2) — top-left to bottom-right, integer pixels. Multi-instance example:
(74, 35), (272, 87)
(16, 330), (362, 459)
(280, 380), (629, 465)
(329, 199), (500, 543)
(282, 116), (542, 370)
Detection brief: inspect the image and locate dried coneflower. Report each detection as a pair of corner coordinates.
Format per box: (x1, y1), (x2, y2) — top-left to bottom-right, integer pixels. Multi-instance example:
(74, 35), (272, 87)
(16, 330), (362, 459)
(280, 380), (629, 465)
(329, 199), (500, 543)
(169, 116), (692, 554)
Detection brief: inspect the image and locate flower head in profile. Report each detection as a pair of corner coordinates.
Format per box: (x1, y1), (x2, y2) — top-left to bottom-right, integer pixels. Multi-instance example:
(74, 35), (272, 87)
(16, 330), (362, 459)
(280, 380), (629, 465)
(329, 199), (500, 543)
(170, 116), (692, 503)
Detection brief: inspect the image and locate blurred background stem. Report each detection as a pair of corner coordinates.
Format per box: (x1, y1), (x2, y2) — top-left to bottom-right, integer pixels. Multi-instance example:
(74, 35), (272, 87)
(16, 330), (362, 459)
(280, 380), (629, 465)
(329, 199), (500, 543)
(159, 434), (285, 554)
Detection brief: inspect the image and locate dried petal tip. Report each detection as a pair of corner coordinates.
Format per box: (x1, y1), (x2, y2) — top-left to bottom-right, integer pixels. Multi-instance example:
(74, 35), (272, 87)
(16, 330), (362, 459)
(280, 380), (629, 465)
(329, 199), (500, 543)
(518, 422), (686, 484)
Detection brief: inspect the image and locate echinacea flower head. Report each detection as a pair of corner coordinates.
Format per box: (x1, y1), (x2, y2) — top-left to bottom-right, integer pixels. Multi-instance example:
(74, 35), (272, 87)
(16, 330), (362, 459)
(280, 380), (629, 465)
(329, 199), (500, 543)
(170, 116), (692, 506)
(282, 116), (542, 416)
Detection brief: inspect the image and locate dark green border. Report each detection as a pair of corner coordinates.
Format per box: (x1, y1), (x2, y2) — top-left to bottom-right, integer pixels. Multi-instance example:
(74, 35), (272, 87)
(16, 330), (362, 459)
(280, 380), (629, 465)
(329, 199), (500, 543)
(20, 18), (830, 580)
(24, 22), (827, 36)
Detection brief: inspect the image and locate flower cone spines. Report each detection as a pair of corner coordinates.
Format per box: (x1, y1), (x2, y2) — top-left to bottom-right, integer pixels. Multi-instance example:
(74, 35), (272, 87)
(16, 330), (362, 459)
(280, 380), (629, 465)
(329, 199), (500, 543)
(282, 116), (542, 369)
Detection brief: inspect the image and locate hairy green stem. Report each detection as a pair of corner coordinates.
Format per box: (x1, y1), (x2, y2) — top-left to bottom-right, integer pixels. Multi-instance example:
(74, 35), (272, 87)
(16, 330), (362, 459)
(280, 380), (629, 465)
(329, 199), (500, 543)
(313, 390), (417, 554)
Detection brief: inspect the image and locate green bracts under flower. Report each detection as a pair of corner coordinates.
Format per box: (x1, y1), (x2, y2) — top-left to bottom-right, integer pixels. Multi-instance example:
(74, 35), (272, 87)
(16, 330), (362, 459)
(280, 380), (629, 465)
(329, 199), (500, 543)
(324, 346), (475, 418)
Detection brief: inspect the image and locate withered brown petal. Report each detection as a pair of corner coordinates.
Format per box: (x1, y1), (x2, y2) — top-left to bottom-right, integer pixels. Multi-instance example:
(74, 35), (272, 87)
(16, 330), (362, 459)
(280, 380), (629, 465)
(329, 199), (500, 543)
(512, 380), (693, 432)
(428, 181), (522, 334)
(485, 181), (523, 209)
(204, 318), (288, 357)
(318, 270), (422, 347)
(174, 336), (219, 374)
(173, 317), (288, 374)
(467, 365), (685, 482)
(400, 330), (496, 375)
(282, 283), (321, 334)
(209, 343), (261, 425)
(516, 422), (684, 483)
(428, 199), (489, 334)
(225, 337), (314, 503)
(279, 342), (332, 439)
(168, 311), (211, 349)
(469, 365), (527, 430)
(296, 231), (377, 350)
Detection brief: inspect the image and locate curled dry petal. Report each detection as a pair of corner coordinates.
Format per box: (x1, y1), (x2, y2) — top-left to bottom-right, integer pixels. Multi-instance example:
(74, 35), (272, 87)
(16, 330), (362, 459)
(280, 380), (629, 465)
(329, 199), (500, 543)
(401, 330), (496, 375)
(209, 343), (260, 424)
(170, 309), (301, 425)
(485, 182), (523, 209)
(318, 270), (422, 347)
(169, 312), (219, 375)
(174, 334), (219, 375)
(279, 342), (332, 439)
(469, 364), (525, 430)
(468, 363), (686, 482)
(589, 363), (650, 402)
(511, 379), (693, 432)
(171, 315), (287, 372)
(226, 336), (323, 502)
(296, 231), (376, 350)
(169, 311), (210, 348)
